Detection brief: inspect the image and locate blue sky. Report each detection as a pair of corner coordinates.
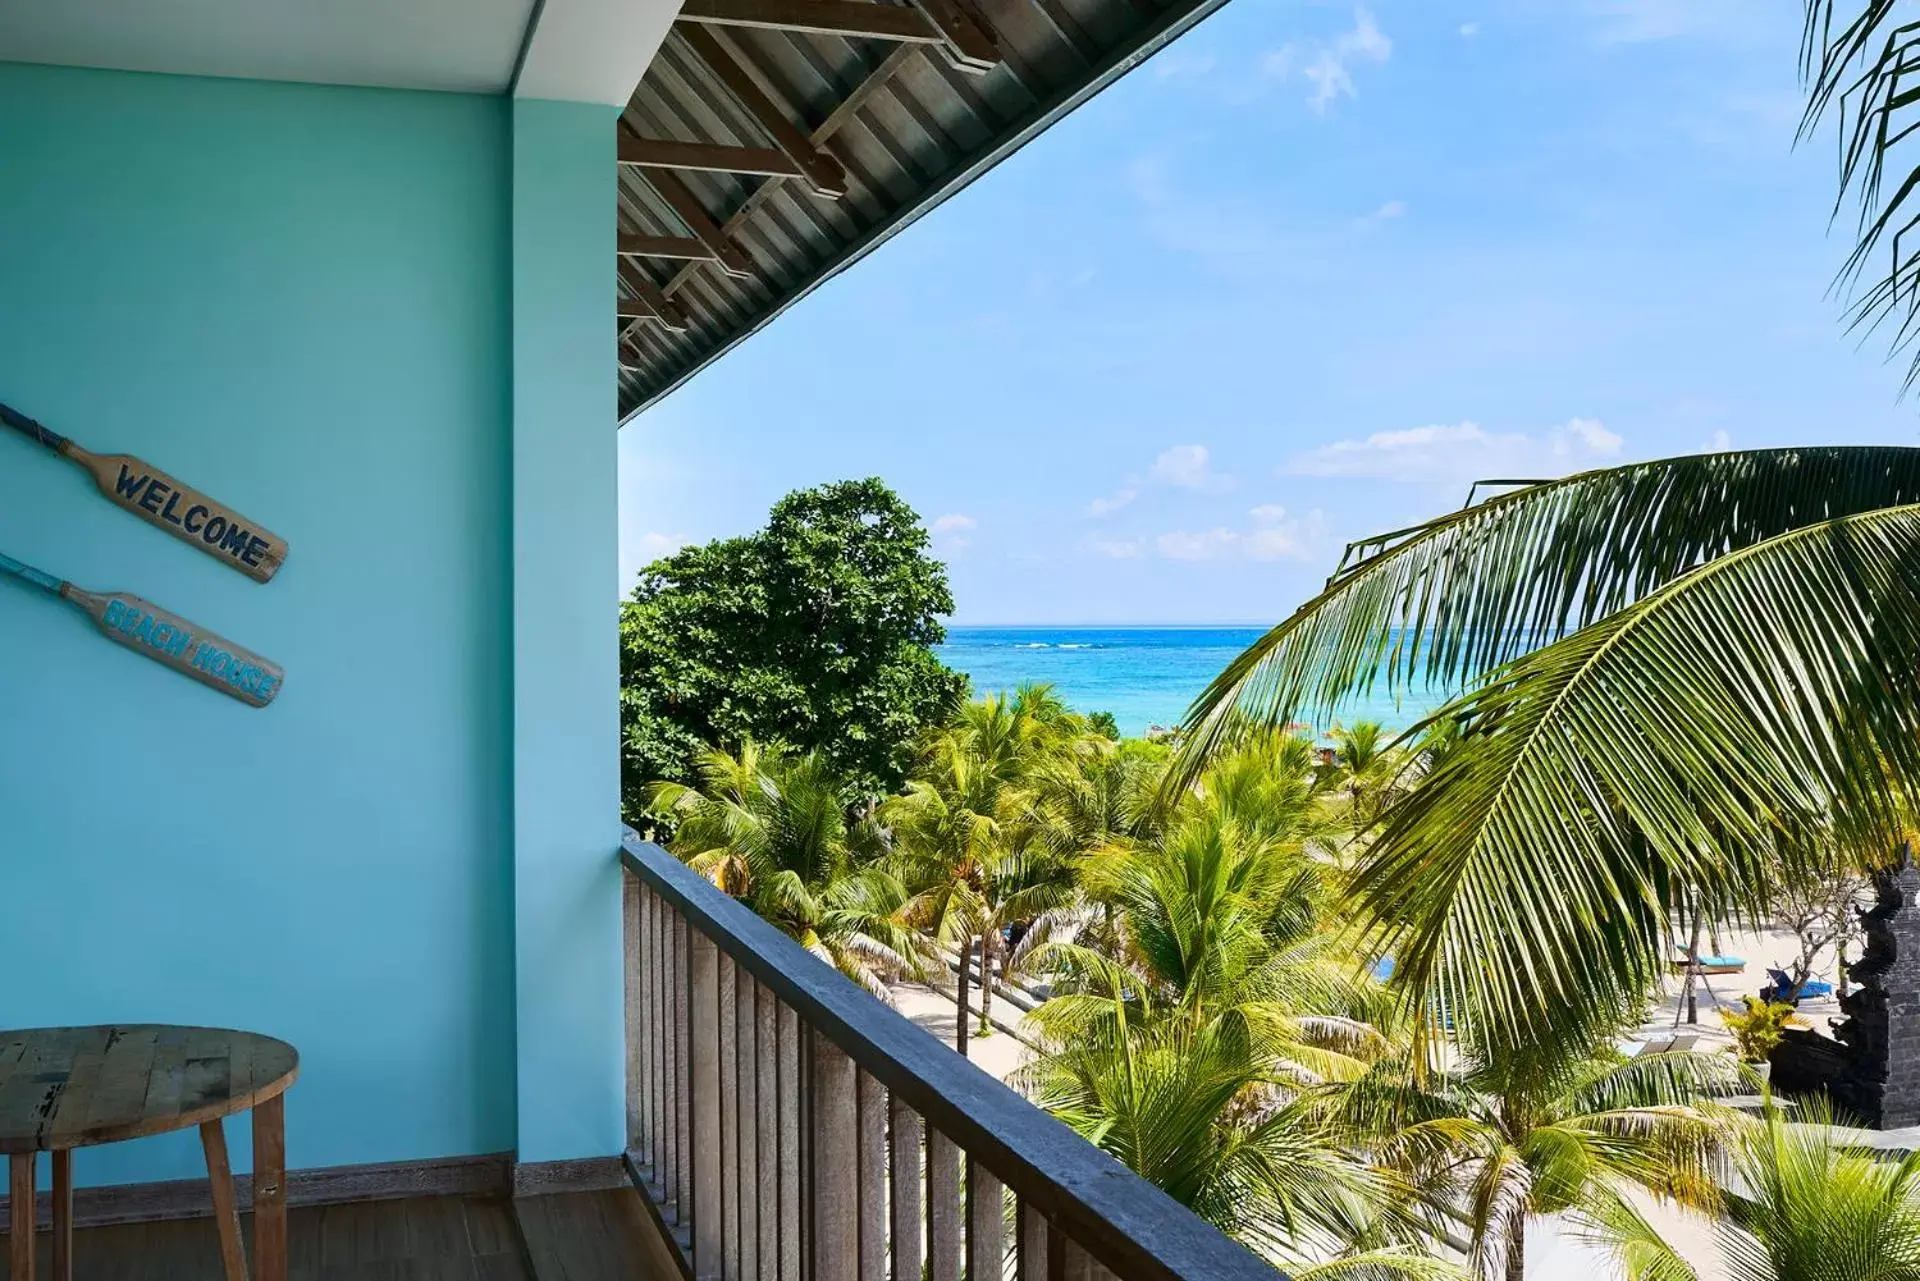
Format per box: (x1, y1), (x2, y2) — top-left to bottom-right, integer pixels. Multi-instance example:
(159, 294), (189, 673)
(618, 0), (1920, 624)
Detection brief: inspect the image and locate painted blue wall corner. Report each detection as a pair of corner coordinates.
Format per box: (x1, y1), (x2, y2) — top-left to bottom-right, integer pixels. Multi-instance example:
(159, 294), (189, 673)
(509, 97), (625, 1163)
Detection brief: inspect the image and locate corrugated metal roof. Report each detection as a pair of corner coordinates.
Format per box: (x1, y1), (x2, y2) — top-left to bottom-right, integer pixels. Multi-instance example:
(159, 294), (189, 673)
(615, 0), (1231, 422)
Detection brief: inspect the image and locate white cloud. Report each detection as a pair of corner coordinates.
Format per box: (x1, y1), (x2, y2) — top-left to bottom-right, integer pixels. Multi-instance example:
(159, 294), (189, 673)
(1285, 418), (1624, 485)
(1157, 528), (1241, 561)
(1155, 506), (1323, 563)
(1554, 417), (1622, 457)
(1089, 537), (1146, 559)
(1458, 21), (1480, 37)
(1150, 444), (1214, 488)
(1086, 488), (1139, 517)
(931, 512), (977, 552)
(1706, 428), (1733, 452)
(635, 531), (692, 560)
(1264, 9), (1392, 113)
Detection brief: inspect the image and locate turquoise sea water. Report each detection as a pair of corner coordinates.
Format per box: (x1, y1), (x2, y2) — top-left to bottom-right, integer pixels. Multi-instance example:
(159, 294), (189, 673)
(935, 626), (1452, 740)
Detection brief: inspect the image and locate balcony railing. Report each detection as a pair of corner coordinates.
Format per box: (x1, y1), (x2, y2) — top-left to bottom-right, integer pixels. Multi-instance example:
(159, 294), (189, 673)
(619, 831), (1284, 1281)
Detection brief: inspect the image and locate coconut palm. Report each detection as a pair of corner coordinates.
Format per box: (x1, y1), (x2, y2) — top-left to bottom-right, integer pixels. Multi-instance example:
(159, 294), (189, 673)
(643, 740), (927, 997)
(1317, 1047), (1743, 1281)
(1175, 447), (1920, 1062)
(1029, 800), (1392, 1079)
(1801, 2), (1920, 392)
(885, 686), (1088, 1049)
(1325, 721), (1402, 842)
(1580, 1098), (1920, 1280)
(1026, 1008), (1454, 1274)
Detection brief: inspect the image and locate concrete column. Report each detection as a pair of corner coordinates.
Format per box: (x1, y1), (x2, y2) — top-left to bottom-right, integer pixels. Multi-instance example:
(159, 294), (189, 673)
(510, 97), (624, 1162)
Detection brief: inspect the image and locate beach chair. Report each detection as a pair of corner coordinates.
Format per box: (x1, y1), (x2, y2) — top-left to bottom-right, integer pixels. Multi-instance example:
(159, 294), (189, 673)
(1762, 968), (1834, 1004)
(1633, 1034), (1677, 1057)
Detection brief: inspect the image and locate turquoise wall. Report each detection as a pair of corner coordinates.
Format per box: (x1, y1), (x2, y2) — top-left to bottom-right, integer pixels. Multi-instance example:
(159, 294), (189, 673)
(508, 98), (624, 1164)
(0, 62), (543, 1185)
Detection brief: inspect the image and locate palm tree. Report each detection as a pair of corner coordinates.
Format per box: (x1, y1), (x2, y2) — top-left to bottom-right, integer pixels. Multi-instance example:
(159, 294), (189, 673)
(1325, 721), (1401, 842)
(1176, 447), (1920, 1062)
(1028, 795), (1391, 1082)
(885, 686), (1087, 1050)
(1580, 1098), (1920, 1279)
(1801, 2), (1920, 392)
(1026, 1009), (1461, 1276)
(643, 740), (928, 997)
(1316, 1047), (1743, 1281)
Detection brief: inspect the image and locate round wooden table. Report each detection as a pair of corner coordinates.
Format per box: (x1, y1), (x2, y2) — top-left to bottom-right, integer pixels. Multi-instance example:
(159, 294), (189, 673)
(0, 1025), (297, 1281)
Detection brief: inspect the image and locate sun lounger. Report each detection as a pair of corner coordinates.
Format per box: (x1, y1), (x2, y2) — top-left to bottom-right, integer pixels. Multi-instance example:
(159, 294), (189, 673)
(1763, 967), (1835, 1003)
(1672, 953), (1746, 975)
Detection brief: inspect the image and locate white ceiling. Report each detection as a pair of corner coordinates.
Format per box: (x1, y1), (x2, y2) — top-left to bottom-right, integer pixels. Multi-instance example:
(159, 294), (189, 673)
(0, 0), (672, 101)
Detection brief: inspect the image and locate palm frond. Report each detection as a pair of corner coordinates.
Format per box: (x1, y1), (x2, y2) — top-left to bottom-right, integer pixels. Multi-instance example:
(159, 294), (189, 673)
(1572, 1187), (1704, 1281)
(1801, 2), (1920, 390)
(1173, 448), (1920, 789)
(1356, 504), (1920, 1059)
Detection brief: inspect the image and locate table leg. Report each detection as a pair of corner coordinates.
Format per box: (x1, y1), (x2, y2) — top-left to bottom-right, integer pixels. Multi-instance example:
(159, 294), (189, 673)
(50, 1150), (71, 1281)
(252, 1094), (286, 1281)
(200, 1121), (249, 1281)
(8, 1154), (32, 1281)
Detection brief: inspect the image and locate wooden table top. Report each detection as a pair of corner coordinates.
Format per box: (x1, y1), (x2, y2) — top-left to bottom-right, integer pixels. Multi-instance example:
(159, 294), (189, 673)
(0, 1025), (298, 1154)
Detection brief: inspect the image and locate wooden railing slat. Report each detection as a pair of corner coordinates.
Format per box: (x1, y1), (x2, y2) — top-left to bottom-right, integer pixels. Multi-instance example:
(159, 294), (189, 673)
(778, 1001), (802, 1281)
(927, 1128), (962, 1281)
(675, 915), (692, 1225)
(691, 933), (722, 1279)
(649, 888), (667, 1190)
(857, 1071), (887, 1281)
(968, 1157), (1006, 1281)
(1019, 1201), (1048, 1280)
(625, 875), (646, 1151)
(811, 1031), (859, 1281)
(757, 982), (779, 1278)
(719, 953), (739, 1280)
(737, 964), (758, 1281)
(888, 1099), (924, 1281)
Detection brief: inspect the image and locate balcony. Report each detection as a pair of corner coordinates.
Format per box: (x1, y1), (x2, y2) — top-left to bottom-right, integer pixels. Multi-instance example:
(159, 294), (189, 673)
(617, 833), (1282, 1281)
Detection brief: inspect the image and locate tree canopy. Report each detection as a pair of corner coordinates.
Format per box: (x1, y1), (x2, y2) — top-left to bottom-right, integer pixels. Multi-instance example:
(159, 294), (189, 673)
(620, 478), (967, 814)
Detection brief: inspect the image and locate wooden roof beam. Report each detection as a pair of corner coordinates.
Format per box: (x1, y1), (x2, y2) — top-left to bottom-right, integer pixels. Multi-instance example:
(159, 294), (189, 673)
(678, 0), (942, 42)
(619, 135), (805, 180)
(676, 25), (851, 199)
(907, 0), (999, 72)
(619, 232), (721, 261)
(677, 0), (997, 72)
(618, 266), (692, 332)
(639, 164), (758, 279)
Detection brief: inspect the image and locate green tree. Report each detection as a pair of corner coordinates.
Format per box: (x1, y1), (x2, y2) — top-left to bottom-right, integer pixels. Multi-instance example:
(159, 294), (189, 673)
(1801, 2), (1920, 392)
(884, 686), (1086, 1051)
(1177, 447), (1920, 1063)
(620, 478), (966, 816)
(643, 740), (929, 996)
(1319, 1047), (1741, 1281)
(1581, 1099), (1920, 1280)
(1325, 721), (1403, 843)
(1028, 1014), (1464, 1278)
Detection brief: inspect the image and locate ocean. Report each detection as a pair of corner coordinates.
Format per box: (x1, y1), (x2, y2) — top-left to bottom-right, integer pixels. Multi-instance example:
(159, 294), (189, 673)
(935, 626), (1453, 740)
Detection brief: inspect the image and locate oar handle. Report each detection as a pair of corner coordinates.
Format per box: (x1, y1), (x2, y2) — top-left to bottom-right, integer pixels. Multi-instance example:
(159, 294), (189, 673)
(0, 551), (66, 597)
(0, 400), (72, 454)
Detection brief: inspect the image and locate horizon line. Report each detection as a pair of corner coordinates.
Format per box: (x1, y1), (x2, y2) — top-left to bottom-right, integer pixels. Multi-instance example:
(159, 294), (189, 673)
(943, 620), (1275, 629)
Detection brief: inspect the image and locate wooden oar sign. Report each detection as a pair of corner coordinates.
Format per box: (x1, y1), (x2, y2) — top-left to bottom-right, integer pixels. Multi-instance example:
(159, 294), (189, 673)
(0, 400), (288, 583)
(0, 552), (283, 707)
